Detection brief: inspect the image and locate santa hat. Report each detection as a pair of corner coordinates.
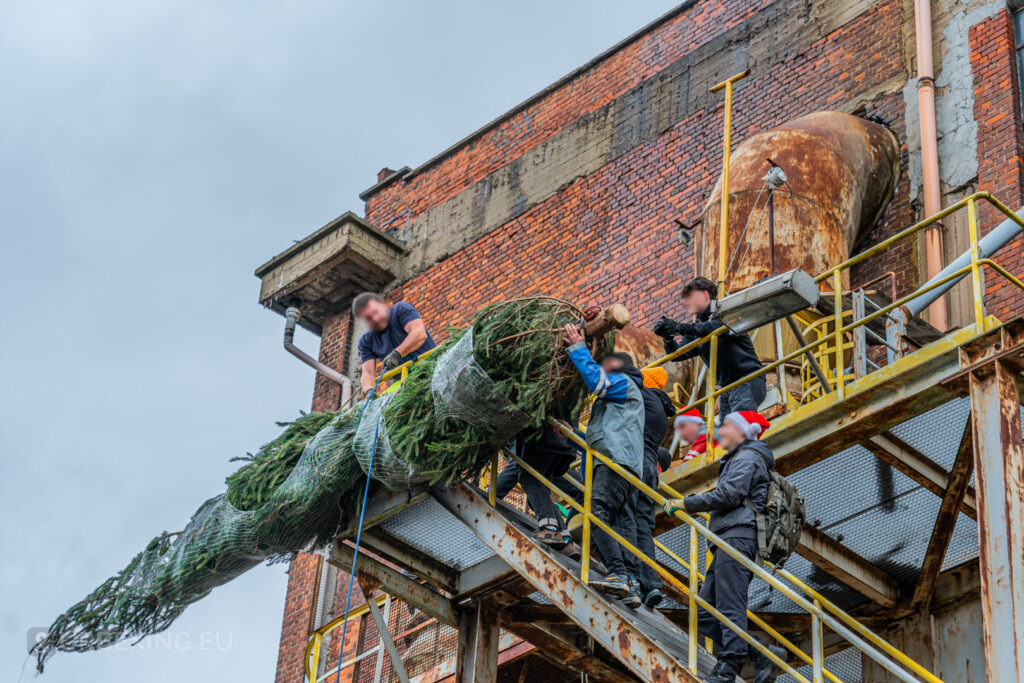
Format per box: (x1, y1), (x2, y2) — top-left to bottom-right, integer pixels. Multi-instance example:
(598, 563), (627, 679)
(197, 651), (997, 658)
(675, 408), (705, 427)
(642, 367), (668, 390)
(724, 410), (771, 440)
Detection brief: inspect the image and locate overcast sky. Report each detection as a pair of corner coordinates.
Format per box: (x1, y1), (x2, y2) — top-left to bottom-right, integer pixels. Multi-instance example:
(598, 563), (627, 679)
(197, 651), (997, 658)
(0, 1), (682, 681)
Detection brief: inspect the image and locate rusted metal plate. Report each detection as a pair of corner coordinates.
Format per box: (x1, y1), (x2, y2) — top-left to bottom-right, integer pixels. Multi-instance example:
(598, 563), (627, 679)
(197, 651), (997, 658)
(432, 482), (709, 682)
(968, 358), (1024, 683)
(698, 112), (899, 289)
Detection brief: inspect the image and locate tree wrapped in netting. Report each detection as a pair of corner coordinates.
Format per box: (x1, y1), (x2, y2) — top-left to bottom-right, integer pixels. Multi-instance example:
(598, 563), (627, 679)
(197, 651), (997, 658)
(32, 296), (615, 672)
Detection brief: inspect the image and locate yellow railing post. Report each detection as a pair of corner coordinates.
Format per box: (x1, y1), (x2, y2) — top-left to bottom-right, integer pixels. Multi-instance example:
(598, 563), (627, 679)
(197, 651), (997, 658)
(832, 270), (845, 398)
(688, 521), (699, 670)
(812, 599), (824, 683)
(581, 447), (594, 586)
(707, 334), (718, 437)
(488, 452), (498, 507)
(709, 69), (750, 290)
(967, 197), (986, 325)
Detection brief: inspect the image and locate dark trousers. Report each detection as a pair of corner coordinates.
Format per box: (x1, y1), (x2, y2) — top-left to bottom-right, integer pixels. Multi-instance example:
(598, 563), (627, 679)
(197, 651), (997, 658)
(697, 536), (758, 660)
(495, 459), (520, 500)
(718, 374), (767, 415)
(518, 461), (561, 526)
(635, 450), (661, 594)
(590, 464), (638, 578)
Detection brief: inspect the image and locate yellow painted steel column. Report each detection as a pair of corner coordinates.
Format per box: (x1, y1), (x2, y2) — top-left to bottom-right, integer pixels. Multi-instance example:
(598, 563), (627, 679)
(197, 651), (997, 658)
(488, 452), (498, 507)
(581, 447), (594, 585)
(832, 270), (845, 398)
(967, 197), (986, 325)
(709, 69), (749, 289)
(688, 524), (699, 670)
(812, 599), (824, 683)
(707, 335), (718, 444)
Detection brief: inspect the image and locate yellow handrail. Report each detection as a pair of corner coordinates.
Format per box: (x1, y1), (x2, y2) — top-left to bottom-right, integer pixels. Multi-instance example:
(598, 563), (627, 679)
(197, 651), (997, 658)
(529, 420), (941, 683)
(644, 191), (1024, 425)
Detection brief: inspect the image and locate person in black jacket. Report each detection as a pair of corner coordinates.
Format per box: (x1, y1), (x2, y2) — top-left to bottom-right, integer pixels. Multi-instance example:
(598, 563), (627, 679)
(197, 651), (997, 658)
(616, 356), (675, 609)
(653, 277), (766, 415)
(663, 410), (785, 683)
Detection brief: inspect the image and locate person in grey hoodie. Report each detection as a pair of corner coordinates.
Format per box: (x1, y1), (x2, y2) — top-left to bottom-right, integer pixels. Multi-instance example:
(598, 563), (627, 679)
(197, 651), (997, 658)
(663, 410), (786, 683)
(563, 324), (645, 603)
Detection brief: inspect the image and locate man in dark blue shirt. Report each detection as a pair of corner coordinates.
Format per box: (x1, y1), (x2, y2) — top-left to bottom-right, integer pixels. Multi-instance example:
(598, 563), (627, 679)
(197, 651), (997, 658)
(354, 293), (436, 393)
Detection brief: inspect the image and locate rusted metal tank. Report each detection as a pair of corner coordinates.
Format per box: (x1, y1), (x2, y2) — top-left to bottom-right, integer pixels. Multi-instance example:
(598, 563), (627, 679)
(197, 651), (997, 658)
(697, 111), (900, 291)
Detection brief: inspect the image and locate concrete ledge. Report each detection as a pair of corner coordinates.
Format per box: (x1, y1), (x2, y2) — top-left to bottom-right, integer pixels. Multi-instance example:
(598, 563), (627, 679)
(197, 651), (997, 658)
(255, 212), (407, 333)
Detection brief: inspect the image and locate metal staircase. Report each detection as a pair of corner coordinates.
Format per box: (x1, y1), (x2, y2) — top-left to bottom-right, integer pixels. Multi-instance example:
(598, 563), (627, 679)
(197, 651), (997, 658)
(304, 192), (1024, 683)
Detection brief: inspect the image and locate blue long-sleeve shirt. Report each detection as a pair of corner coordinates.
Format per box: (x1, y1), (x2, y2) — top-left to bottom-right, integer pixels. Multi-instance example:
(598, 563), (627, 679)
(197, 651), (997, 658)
(565, 342), (628, 403)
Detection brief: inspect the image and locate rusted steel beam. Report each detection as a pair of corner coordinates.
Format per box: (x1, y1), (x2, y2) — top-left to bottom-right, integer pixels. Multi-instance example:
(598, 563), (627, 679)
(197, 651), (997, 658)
(361, 528), (459, 592)
(433, 482), (707, 682)
(968, 358), (1024, 683)
(455, 598), (500, 683)
(502, 621), (636, 682)
(336, 486), (430, 539)
(356, 577), (412, 683)
(329, 539), (458, 626)
(906, 419), (975, 611)
(454, 553), (515, 599)
(863, 430), (977, 520)
(795, 525), (900, 608)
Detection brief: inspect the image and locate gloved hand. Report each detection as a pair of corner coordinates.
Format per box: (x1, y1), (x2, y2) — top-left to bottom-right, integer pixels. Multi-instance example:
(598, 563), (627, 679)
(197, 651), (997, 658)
(652, 316), (678, 338)
(662, 337), (679, 354)
(382, 349), (403, 371)
(662, 498), (688, 517)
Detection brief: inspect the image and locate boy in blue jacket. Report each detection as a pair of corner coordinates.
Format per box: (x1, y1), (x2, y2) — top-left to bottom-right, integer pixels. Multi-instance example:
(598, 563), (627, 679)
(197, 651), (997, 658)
(563, 324), (646, 604)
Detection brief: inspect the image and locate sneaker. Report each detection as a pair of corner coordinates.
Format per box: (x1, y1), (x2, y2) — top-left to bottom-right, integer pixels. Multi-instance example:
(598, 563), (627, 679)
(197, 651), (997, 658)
(533, 526), (568, 549)
(560, 541), (582, 562)
(622, 578), (642, 608)
(749, 642), (788, 683)
(643, 588), (665, 609)
(589, 573), (630, 598)
(704, 657), (741, 683)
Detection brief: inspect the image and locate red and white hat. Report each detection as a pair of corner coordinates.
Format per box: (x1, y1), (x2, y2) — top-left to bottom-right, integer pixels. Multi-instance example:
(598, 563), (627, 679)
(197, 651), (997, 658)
(724, 410), (771, 440)
(675, 408), (704, 427)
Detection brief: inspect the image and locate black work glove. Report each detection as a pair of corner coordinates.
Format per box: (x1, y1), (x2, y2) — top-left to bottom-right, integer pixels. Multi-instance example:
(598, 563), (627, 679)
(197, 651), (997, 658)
(653, 316), (678, 338)
(662, 337), (679, 354)
(382, 349), (403, 371)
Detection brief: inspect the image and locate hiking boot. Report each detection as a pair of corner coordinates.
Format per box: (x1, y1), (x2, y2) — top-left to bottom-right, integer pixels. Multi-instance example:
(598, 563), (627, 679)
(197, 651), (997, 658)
(749, 643), (788, 683)
(560, 541), (582, 562)
(589, 573), (630, 598)
(622, 578), (642, 608)
(643, 588), (665, 609)
(703, 657), (741, 683)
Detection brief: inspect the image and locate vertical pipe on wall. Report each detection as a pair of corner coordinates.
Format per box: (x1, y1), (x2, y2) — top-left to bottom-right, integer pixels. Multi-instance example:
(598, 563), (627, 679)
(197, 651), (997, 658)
(914, 0), (948, 331)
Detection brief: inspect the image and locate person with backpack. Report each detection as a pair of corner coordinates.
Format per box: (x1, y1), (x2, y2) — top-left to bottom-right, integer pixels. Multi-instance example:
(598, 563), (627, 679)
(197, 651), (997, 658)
(662, 410), (787, 683)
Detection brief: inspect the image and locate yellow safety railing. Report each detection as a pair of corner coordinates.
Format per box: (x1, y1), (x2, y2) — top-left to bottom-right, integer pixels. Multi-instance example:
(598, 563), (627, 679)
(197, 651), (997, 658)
(647, 191), (1024, 435)
(320, 192), (1024, 681)
(494, 421), (940, 683)
(304, 594), (387, 682)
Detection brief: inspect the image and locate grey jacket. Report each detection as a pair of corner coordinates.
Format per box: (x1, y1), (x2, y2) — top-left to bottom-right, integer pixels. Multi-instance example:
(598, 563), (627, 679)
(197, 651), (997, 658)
(683, 439), (774, 541)
(587, 379), (645, 475)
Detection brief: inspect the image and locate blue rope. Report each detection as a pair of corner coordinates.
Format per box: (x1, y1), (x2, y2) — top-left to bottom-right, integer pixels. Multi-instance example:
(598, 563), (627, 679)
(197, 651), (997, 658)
(333, 357), (417, 680)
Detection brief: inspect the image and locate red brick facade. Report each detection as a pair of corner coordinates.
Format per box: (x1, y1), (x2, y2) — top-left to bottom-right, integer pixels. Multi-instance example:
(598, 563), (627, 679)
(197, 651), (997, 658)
(274, 2), (1024, 680)
(971, 9), (1024, 320)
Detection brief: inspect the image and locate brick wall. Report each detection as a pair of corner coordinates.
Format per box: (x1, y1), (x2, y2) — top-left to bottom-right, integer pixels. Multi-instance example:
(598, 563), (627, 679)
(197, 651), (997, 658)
(971, 9), (1024, 320)
(275, 553), (321, 683)
(381, 1), (911, 338)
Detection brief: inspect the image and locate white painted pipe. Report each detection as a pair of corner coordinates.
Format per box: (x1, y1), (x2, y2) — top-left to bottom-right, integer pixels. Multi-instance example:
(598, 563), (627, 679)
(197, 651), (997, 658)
(906, 206), (1024, 316)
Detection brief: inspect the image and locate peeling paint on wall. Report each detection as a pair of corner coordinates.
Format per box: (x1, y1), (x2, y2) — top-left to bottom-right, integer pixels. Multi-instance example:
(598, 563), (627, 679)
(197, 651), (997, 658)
(905, 1), (1002, 200)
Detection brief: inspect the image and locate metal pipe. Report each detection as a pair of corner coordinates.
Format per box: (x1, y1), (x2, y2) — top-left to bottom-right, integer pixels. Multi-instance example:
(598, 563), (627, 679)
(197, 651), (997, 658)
(710, 69), (750, 288)
(283, 306), (353, 409)
(906, 205), (1024, 316)
(914, 0), (947, 330)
